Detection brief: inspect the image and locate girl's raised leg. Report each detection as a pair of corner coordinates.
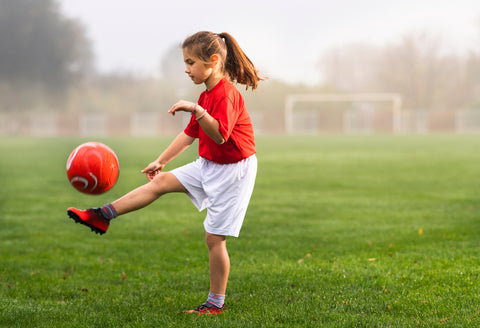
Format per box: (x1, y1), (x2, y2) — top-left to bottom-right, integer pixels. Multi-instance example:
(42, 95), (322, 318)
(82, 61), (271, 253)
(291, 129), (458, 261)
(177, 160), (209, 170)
(112, 172), (187, 215)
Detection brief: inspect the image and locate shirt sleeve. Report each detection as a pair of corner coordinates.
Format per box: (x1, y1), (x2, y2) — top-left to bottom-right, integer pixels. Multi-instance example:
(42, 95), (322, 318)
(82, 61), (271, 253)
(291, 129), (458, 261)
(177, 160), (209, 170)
(183, 114), (199, 138)
(210, 96), (239, 142)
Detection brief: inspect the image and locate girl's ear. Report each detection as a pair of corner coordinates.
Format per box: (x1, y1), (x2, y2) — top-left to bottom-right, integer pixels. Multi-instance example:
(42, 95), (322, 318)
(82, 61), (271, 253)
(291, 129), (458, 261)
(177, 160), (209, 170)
(209, 54), (219, 68)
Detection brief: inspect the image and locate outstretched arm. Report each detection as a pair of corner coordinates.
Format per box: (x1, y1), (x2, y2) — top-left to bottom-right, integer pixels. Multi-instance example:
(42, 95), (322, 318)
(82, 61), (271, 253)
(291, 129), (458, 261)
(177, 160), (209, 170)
(169, 100), (225, 145)
(141, 131), (195, 181)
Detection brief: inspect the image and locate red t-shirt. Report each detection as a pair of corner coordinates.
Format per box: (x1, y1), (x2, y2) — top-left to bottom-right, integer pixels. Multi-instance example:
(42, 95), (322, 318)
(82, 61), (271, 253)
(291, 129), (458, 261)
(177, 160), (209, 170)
(184, 78), (256, 164)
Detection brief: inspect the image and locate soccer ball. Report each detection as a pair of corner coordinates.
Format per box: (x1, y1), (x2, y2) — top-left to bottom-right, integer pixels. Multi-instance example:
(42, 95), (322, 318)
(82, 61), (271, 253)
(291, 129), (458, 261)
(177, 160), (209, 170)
(66, 142), (119, 195)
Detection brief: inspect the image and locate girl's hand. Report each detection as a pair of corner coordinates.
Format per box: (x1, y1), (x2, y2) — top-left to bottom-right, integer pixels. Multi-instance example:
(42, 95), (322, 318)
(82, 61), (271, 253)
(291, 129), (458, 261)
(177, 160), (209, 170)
(141, 161), (165, 181)
(168, 100), (195, 116)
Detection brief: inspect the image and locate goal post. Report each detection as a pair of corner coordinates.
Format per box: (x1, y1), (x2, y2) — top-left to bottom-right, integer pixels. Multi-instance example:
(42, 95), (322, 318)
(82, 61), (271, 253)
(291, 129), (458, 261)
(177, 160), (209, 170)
(285, 93), (403, 134)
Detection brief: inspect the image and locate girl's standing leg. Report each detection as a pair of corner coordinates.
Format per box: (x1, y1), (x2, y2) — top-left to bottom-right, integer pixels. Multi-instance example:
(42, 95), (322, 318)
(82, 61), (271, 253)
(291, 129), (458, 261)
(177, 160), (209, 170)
(206, 232), (230, 296)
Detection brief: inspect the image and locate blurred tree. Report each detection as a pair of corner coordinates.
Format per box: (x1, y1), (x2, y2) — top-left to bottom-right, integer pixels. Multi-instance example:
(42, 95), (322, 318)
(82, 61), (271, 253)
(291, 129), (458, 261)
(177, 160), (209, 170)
(66, 73), (180, 114)
(464, 17), (480, 108)
(0, 0), (93, 111)
(318, 31), (477, 111)
(159, 44), (196, 98)
(375, 32), (464, 110)
(319, 43), (380, 92)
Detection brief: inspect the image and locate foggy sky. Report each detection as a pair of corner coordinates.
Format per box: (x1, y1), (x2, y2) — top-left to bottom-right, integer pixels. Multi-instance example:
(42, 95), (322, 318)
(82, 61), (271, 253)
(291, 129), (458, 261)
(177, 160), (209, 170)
(61, 0), (480, 85)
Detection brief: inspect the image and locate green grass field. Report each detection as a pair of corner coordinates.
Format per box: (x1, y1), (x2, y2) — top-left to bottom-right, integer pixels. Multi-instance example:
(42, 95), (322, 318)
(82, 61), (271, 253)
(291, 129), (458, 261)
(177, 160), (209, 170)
(1, 135), (479, 327)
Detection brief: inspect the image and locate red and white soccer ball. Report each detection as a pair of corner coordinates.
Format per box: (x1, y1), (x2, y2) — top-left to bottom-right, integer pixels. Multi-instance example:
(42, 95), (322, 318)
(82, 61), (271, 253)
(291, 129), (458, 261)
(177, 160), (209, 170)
(66, 142), (119, 195)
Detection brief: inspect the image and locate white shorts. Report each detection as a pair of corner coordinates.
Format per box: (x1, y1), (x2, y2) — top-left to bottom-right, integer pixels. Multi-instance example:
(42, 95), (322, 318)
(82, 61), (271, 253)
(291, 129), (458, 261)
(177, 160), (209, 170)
(170, 155), (257, 237)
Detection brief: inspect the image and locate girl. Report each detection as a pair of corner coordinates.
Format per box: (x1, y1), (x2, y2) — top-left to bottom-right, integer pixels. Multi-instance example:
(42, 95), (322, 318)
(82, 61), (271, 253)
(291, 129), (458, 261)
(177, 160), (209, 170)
(67, 31), (264, 315)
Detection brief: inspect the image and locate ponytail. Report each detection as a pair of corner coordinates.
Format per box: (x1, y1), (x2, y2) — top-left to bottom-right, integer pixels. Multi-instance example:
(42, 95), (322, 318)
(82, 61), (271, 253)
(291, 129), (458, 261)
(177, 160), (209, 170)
(182, 31), (265, 90)
(217, 32), (264, 90)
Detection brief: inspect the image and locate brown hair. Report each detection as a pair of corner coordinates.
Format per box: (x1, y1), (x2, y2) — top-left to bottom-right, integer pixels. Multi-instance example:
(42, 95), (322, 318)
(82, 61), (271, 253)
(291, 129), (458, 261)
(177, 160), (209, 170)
(182, 31), (265, 90)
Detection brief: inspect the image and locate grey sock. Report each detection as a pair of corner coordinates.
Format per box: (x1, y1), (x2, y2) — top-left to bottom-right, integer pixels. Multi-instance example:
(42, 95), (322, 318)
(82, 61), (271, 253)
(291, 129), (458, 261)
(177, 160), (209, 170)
(207, 292), (225, 308)
(100, 203), (118, 220)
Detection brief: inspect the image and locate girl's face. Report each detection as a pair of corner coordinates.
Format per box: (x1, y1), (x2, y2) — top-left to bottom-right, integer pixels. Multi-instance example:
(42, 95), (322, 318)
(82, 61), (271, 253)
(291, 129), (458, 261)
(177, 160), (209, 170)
(182, 49), (213, 85)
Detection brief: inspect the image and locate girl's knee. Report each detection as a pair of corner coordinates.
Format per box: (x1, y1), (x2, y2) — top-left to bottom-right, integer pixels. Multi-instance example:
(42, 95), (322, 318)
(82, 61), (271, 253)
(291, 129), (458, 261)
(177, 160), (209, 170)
(150, 172), (187, 195)
(149, 172), (170, 195)
(152, 172), (166, 184)
(206, 232), (226, 249)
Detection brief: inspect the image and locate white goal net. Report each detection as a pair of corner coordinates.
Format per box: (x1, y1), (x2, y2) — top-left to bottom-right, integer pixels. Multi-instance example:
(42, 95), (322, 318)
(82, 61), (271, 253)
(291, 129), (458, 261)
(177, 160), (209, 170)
(285, 93), (403, 134)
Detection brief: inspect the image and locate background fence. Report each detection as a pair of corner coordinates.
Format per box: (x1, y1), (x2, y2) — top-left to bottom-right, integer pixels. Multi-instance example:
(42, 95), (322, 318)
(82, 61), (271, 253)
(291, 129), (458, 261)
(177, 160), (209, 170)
(1, 109), (479, 136)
